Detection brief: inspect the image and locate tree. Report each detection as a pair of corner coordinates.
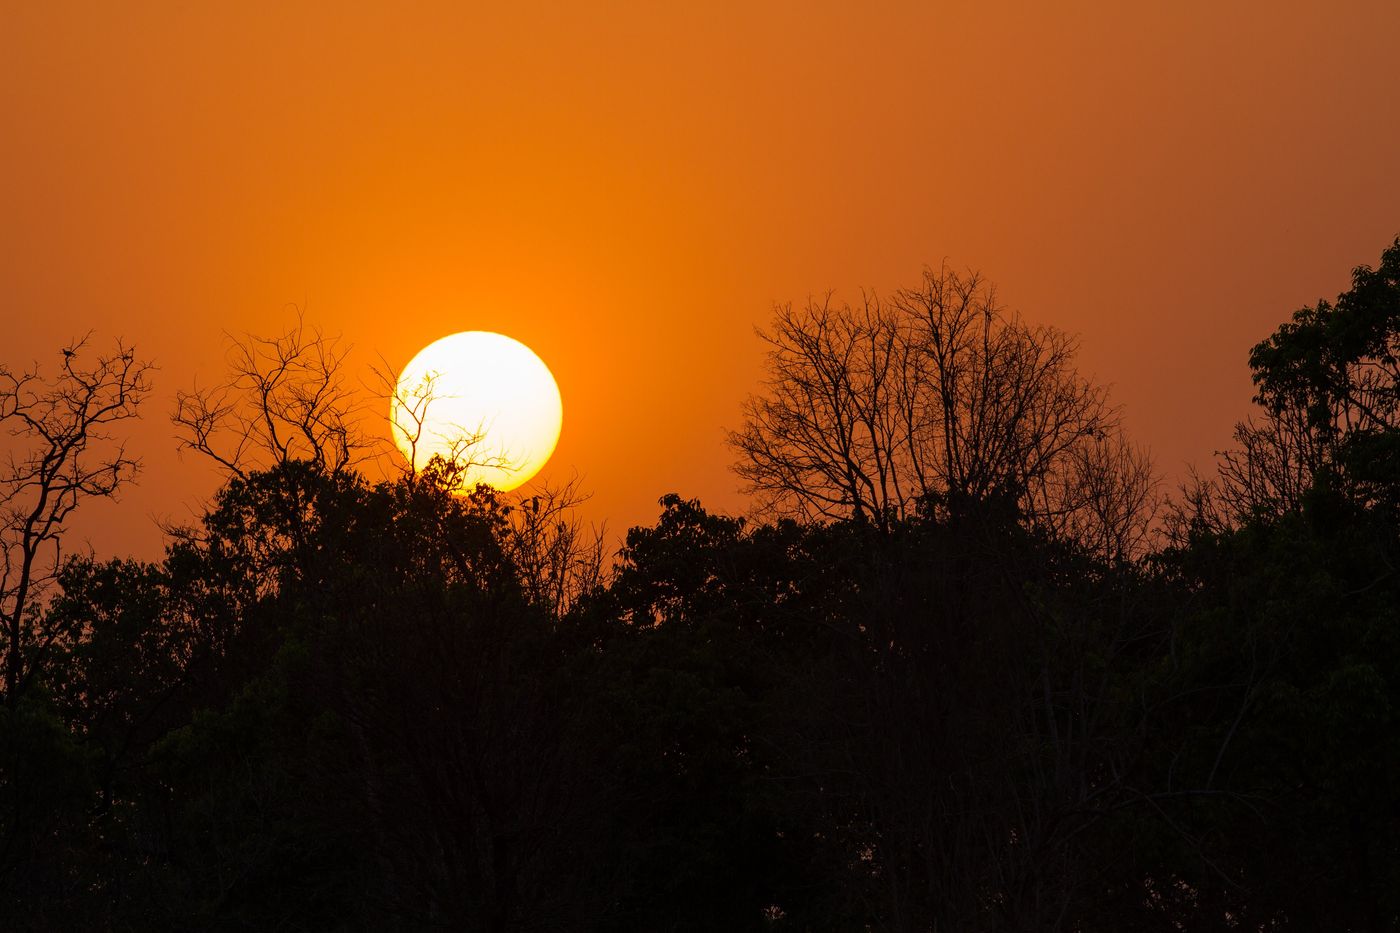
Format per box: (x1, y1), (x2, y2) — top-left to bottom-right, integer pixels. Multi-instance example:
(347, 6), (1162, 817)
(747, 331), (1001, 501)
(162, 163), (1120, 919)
(176, 318), (607, 623)
(1202, 237), (1400, 525)
(1153, 237), (1400, 929)
(499, 476), (606, 620)
(172, 315), (367, 480)
(20, 456), (625, 929)
(728, 265), (1156, 558)
(0, 337), (152, 703)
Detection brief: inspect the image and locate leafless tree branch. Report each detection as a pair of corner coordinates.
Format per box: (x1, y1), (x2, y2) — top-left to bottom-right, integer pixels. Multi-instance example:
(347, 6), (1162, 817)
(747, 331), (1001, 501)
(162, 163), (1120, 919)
(0, 336), (153, 702)
(729, 266), (1159, 558)
(173, 312), (367, 480)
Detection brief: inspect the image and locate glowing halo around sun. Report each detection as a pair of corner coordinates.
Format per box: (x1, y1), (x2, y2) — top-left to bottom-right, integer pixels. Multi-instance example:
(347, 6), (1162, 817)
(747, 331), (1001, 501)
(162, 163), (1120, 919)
(390, 331), (563, 492)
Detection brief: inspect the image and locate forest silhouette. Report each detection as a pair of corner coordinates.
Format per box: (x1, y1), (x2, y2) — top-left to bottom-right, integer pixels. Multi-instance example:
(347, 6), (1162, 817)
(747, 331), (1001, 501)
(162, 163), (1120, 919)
(3, 238), (1400, 930)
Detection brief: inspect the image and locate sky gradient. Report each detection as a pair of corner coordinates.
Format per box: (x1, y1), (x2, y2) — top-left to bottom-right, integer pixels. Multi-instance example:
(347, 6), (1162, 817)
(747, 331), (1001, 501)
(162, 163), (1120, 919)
(4, 1), (1400, 558)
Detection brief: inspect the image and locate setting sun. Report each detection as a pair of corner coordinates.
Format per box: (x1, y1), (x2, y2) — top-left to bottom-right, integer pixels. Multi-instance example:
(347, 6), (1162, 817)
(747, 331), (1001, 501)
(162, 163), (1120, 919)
(390, 331), (563, 491)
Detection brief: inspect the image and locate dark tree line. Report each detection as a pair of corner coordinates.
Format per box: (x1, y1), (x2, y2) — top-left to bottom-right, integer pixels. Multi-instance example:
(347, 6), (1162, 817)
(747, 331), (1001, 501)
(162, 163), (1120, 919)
(1, 239), (1399, 930)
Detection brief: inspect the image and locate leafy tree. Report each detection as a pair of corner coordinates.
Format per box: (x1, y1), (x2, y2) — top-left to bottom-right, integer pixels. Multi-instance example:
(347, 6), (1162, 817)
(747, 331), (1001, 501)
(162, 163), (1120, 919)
(1156, 236), (1400, 930)
(1211, 237), (1400, 522)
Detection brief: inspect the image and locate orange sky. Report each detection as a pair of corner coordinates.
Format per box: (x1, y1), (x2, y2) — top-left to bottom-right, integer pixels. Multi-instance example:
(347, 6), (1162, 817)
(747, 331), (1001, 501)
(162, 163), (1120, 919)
(4, 2), (1400, 559)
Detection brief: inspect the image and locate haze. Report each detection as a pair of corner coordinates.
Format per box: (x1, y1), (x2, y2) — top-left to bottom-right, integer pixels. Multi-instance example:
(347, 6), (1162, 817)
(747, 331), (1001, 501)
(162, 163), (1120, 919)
(4, 2), (1399, 557)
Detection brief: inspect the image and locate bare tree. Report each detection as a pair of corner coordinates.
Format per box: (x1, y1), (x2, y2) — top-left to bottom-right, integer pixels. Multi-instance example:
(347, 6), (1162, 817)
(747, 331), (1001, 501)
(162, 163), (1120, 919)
(173, 315), (368, 479)
(174, 316), (512, 489)
(1169, 410), (1321, 541)
(376, 358), (439, 482)
(729, 265), (1157, 557)
(368, 355), (515, 487)
(0, 336), (153, 702)
(500, 475), (607, 620)
(1056, 432), (1159, 562)
(730, 295), (912, 527)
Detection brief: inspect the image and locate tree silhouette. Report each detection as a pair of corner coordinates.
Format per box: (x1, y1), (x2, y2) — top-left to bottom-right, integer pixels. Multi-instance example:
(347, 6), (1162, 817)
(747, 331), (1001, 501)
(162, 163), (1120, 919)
(172, 315), (366, 480)
(729, 265), (1157, 558)
(0, 336), (152, 703)
(7, 241), (1400, 931)
(1198, 238), (1400, 525)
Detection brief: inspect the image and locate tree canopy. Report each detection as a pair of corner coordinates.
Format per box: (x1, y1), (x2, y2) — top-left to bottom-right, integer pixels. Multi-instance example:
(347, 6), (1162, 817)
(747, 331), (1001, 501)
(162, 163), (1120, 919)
(3, 240), (1400, 930)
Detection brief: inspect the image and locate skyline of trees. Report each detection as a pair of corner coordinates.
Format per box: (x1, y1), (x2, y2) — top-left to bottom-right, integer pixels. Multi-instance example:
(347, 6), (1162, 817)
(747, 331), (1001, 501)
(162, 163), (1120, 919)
(2, 237), (1398, 930)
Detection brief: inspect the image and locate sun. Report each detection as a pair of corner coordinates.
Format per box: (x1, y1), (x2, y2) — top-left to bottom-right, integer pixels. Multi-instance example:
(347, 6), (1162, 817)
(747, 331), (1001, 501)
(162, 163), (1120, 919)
(390, 331), (563, 491)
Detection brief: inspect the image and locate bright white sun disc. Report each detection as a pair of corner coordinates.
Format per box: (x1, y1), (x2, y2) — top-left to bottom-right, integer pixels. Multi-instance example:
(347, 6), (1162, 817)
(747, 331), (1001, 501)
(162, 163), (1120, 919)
(390, 331), (563, 492)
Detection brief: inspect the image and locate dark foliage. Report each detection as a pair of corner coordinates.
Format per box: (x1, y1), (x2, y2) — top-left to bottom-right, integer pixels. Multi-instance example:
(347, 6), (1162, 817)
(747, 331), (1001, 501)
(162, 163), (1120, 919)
(3, 240), (1400, 930)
